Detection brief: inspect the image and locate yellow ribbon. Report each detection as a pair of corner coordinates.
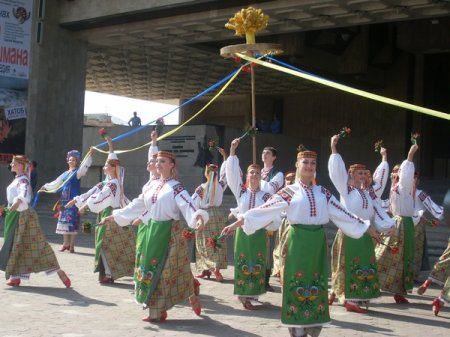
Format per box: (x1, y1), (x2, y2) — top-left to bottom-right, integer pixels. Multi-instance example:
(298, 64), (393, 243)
(92, 67), (243, 155)
(236, 53), (450, 121)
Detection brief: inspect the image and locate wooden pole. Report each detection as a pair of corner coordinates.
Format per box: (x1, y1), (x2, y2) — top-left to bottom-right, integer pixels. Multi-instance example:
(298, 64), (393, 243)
(250, 59), (256, 164)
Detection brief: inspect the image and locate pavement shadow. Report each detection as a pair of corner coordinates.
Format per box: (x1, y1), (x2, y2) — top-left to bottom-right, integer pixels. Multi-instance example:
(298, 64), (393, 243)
(143, 315), (263, 336)
(5, 286), (117, 307)
(329, 317), (395, 334)
(367, 307), (450, 328)
(199, 294), (281, 319)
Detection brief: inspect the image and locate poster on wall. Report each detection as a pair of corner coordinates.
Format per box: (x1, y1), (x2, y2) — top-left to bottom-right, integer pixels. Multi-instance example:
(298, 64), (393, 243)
(0, 0), (33, 82)
(0, 88), (26, 163)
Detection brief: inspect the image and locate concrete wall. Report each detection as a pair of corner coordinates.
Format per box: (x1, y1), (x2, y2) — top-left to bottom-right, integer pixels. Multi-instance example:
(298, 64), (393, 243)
(26, 0), (88, 184)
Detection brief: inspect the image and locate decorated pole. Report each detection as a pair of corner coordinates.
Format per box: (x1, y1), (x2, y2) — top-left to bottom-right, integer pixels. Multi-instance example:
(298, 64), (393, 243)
(220, 7), (282, 163)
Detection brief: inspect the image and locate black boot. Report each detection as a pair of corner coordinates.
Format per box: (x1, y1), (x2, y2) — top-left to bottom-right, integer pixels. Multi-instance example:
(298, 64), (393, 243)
(265, 269), (274, 292)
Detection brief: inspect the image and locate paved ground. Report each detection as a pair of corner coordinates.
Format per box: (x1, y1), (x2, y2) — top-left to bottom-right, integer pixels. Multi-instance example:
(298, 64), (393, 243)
(1, 212), (449, 337)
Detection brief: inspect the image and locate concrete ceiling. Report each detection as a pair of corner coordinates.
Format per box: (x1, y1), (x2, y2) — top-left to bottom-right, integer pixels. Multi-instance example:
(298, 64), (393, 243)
(62, 0), (450, 101)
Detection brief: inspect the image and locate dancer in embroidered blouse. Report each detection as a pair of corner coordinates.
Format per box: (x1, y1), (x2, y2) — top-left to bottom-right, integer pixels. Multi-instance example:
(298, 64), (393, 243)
(192, 147), (228, 282)
(0, 156), (71, 288)
(272, 171), (296, 279)
(261, 146), (284, 291)
(66, 137), (135, 284)
(415, 184), (446, 296)
(327, 135), (395, 313)
(101, 150), (209, 322)
(375, 143), (419, 304)
(411, 173), (444, 282)
(225, 138), (272, 310)
(148, 130), (159, 175)
(222, 145), (377, 337)
(42, 149), (92, 253)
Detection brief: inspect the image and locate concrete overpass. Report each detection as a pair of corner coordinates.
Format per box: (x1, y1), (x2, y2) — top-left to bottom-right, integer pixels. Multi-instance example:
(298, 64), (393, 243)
(5, 0), (450, 191)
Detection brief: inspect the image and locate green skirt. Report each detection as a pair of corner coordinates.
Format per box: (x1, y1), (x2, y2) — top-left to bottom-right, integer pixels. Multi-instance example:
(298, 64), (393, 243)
(331, 229), (380, 302)
(282, 224), (330, 327)
(135, 220), (194, 319)
(0, 209), (60, 279)
(94, 207), (136, 280)
(234, 227), (267, 296)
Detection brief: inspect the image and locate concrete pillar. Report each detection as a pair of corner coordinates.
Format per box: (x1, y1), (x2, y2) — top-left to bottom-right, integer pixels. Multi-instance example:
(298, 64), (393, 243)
(27, 0), (87, 184)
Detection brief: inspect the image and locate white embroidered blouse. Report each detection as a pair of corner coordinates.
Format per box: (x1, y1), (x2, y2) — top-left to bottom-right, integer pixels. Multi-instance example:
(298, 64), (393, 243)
(226, 155), (272, 218)
(112, 178), (209, 228)
(192, 161), (228, 208)
(241, 181), (370, 238)
(73, 178), (121, 213)
(328, 153), (395, 232)
(7, 174), (32, 211)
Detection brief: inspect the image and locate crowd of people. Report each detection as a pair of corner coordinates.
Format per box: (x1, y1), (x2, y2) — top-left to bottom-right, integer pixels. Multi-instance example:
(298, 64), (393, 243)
(0, 129), (447, 337)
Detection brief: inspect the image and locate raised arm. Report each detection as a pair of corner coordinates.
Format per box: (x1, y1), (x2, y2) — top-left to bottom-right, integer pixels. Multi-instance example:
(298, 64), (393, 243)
(372, 147), (389, 198)
(328, 135), (349, 196)
(148, 130), (159, 161)
(397, 144), (418, 195)
(76, 153), (93, 179)
(226, 138), (245, 201)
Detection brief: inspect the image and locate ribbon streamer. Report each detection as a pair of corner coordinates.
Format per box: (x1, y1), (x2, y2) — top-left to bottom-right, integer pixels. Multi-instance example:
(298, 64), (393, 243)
(237, 53), (450, 121)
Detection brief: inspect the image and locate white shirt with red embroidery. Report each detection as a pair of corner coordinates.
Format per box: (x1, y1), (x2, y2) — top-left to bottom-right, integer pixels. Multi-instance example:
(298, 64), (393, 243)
(112, 178), (209, 228)
(192, 161), (228, 208)
(371, 158), (389, 198)
(389, 160), (415, 217)
(241, 181), (370, 238)
(260, 167), (284, 195)
(412, 189), (444, 225)
(73, 178), (121, 213)
(226, 155), (273, 218)
(328, 153), (395, 232)
(7, 174), (32, 211)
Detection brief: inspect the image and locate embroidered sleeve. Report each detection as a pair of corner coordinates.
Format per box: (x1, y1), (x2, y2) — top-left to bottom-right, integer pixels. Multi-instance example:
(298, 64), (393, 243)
(321, 186), (332, 203)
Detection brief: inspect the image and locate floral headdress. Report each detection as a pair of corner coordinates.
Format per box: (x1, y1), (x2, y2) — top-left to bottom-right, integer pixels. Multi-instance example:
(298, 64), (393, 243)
(66, 150), (81, 164)
(296, 144), (317, 160)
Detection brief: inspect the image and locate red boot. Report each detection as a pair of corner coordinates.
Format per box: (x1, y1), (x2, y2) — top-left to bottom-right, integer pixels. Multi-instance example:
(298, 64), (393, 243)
(432, 298), (443, 316)
(328, 291), (336, 305)
(6, 278), (20, 287)
(213, 269), (224, 282)
(344, 301), (368, 313)
(142, 311), (168, 322)
(417, 279), (432, 295)
(195, 270), (211, 279)
(189, 295), (201, 316)
(193, 278), (201, 296)
(394, 294), (409, 304)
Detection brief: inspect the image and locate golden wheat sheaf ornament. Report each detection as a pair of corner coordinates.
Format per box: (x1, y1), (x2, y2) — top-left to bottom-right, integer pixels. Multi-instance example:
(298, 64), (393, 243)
(225, 7), (269, 44)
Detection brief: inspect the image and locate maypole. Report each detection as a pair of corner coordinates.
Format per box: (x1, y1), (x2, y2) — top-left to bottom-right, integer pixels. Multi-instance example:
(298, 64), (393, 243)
(220, 7), (282, 163)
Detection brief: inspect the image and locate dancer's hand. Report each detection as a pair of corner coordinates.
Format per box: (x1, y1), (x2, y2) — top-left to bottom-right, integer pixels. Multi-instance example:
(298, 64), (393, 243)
(380, 147), (387, 161)
(132, 218), (143, 227)
(385, 227), (396, 237)
(195, 216), (205, 231)
(100, 215), (114, 225)
(367, 226), (381, 243)
(330, 135), (339, 154)
(230, 138), (240, 156)
(221, 218), (244, 236)
(65, 199), (76, 208)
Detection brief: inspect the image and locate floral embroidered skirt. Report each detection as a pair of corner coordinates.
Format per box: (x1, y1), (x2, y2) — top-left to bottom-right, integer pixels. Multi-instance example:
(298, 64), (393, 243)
(0, 209), (60, 279)
(273, 217), (290, 278)
(134, 220), (194, 319)
(56, 205), (80, 235)
(331, 229), (380, 303)
(375, 216), (415, 295)
(413, 222), (427, 279)
(233, 227), (267, 297)
(429, 238), (450, 285)
(282, 224), (330, 328)
(94, 207), (136, 280)
(195, 207), (227, 271)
